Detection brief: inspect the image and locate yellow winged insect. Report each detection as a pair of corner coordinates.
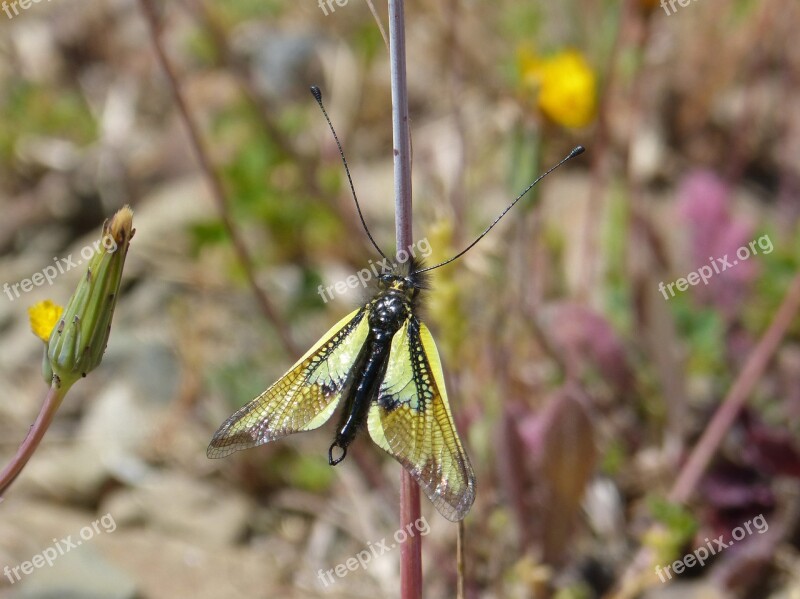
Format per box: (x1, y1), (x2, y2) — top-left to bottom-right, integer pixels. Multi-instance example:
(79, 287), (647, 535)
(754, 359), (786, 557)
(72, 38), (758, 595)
(208, 261), (477, 521)
(207, 308), (369, 458)
(368, 317), (475, 521)
(207, 86), (585, 522)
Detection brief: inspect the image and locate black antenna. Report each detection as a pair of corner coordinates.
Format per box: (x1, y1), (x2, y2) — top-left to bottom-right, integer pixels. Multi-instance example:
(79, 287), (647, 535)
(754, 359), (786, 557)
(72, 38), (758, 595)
(414, 145), (585, 274)
(310, 85), (390, 263)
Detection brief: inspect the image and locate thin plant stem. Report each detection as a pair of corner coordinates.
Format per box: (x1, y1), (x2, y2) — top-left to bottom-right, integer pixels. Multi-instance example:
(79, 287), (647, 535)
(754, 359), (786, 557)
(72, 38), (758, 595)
(178, 0), (373, 265)
(0, 384), (64, 497)
(668, 272), (800, 503)
(388, 1), (422, 597)
(138, 0), (299, 358)
(179, 0), (310, 174)
(446, 0), (467, 247)
(576, 0), (631, 301)
(390, 0), (413, 255)
(457, 520), (465, 599)
(364, 0), (390, 52)
(606, 272), (800, 599)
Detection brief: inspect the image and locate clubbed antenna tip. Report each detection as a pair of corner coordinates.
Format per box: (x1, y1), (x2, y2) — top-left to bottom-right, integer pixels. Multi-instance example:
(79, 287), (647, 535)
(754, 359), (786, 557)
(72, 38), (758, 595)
(569, 145), (586, 159)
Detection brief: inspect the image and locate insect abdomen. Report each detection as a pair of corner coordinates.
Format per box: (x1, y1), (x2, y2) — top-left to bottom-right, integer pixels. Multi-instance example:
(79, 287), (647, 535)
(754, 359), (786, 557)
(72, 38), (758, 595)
(329, 335), (390, 464)
(328, 289), (410, 465)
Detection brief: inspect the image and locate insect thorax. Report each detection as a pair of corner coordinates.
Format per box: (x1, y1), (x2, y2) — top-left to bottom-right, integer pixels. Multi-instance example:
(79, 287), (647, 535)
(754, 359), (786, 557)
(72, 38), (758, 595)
(368, 289), (411, 340)
(368, 258), (426, 339)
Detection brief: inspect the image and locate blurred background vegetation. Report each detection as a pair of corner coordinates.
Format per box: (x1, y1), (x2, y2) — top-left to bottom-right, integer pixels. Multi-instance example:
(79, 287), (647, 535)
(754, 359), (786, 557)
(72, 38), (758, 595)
(0, 0), (799, 597)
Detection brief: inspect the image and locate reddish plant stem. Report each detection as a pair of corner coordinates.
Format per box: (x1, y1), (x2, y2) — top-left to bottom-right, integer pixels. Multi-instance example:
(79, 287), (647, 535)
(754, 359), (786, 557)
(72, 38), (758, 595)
(388, 1), (422, 597)
(0, 384), (64, 498)
(607, 272), (800, 599)
(138, 0), (299, 358)
(456, 520), (465, 599)
(179, 0), (308, 174)
(669, 272), (800, 503)
(179, 0), (371, 257)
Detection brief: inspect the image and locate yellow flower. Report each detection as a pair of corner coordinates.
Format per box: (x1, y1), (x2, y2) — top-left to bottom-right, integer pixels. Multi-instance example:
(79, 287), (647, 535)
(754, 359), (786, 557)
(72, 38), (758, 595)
(519, 48), (597, 129)
(28, 300), (63, 342)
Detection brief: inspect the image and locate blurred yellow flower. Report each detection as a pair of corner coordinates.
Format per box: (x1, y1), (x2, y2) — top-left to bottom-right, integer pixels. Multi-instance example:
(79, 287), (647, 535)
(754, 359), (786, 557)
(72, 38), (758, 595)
(519, 48), (597, 129)
(28, 300), (63, 342)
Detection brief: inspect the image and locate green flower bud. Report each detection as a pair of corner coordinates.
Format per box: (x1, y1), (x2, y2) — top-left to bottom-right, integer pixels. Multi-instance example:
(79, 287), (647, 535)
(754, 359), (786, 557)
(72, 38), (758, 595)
(46, 206), (134, 389)
(41, 347), (54, 385)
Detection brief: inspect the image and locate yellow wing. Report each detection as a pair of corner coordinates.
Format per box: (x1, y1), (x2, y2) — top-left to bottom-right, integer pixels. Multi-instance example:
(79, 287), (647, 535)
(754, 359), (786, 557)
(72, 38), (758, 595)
(367, 317), (476, 521)
(208, 308), (369, 458)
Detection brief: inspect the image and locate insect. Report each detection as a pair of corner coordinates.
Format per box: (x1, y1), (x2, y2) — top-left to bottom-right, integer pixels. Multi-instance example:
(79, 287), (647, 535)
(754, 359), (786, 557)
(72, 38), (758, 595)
(207, 85), (585, 521)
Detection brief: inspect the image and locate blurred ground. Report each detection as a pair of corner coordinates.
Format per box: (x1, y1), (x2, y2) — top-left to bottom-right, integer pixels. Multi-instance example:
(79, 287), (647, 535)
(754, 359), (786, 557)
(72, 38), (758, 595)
(0, 0), (799, 598)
